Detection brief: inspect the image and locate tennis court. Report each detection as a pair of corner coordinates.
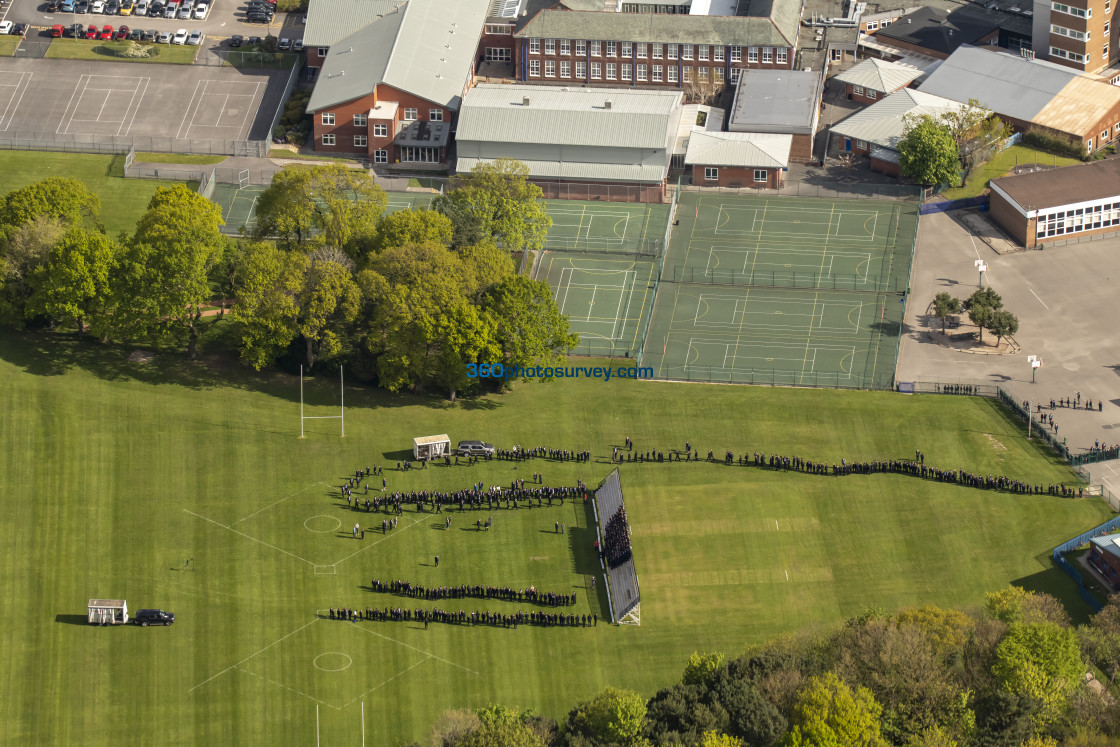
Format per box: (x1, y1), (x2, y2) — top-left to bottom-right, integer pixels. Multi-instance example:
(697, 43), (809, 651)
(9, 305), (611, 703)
(533, 251), (657, 357)
(385, 192), (435, 214)
(542, 200), (669, 257)
(211, 183), (268, 234)
(639, 192), (917, 389)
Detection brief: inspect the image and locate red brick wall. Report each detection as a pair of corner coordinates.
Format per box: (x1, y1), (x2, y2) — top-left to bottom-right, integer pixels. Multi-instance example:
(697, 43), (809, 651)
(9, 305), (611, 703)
(843, 83), (885, 105)
(308, 45), (329, 69)
(869, 156), (900, 177)
(478, 30), (514, 63)
(311, 84), (454, 160)
(690, 164), (782, 189)
(790, 134), (813, 164)
(988, 188), (1031, 246)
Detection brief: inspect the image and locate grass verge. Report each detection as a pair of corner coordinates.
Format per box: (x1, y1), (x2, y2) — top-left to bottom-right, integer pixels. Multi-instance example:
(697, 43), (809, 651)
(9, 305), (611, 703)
(942, 145), (1082, 200)
(46, 38), (198, 64)
(133, 153), (226, 165)
(0, 36), (20, 56)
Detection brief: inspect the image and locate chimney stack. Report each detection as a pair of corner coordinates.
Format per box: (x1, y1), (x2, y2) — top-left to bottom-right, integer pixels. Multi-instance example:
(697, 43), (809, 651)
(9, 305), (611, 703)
(605, 99), (612, 109)
(522, 96), (530, 105)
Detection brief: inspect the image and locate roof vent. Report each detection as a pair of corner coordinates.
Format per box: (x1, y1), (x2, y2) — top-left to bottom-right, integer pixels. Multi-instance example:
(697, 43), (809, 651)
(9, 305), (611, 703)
(522, 96), (530, 105)
(604, 99), (612, 109)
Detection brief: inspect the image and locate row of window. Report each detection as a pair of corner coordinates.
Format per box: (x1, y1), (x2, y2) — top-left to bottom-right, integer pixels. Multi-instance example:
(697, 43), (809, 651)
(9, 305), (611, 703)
(320, 109), (442, 126)
(862, 18), (894, 31)
(528, 59), (738, 83)
(1050, 45), (1087, 62)
(317, 139), (438, 164)
(704, 167), (769, 182)
(524, 39), (787, 64)
(1036, 203), (1120, 237)
(1051, 1), (1089, 18)
(1051, 23), (1089, 40)
(851, 85), (878, 100)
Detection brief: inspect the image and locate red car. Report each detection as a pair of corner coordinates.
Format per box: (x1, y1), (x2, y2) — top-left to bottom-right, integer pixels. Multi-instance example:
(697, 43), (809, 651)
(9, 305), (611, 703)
(51, 24), (65, 37)
(85, 24), (98, 39)
(115, 24), (129, 39)
(99, 24), (113, 40)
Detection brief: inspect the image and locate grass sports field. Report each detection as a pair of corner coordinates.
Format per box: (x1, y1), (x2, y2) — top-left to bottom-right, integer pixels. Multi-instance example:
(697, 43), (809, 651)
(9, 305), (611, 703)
(0, 329), (1110, 745)
(0, 151), (192, 236)
(641, 192), (915, 388)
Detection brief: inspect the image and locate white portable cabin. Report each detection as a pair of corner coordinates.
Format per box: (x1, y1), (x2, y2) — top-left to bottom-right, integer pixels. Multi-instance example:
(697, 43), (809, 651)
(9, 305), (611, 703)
(413, 434), (451, 460)
(88, 599), (128, 625)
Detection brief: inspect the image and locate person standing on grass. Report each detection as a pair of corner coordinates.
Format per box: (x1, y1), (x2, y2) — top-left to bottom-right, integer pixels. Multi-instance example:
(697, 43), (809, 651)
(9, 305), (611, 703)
(353, 523), (359, 538)
(434, 555), (439, 567)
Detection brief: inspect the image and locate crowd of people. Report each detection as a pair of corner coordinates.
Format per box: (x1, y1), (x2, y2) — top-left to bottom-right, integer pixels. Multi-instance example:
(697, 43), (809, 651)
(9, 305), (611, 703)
(494, 446), (592, 463)
(603, 507), (632, 569)
(327, 606), (597, 628)
(370, 579), (578, 607)
(337, 482), (588, 515)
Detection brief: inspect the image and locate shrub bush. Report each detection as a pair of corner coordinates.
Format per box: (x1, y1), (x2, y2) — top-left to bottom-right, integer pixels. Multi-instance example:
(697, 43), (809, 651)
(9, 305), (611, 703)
(1022, 128), (1087, 160)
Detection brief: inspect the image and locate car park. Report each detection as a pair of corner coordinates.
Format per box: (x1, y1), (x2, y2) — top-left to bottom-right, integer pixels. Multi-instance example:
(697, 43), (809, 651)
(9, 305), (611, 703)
(246, 7), (272, 18)
(61, 0), (75, 11)
(120, 0), (133, 12)
(163, 4), (177, 17)
(157, 29), (170, 42)
(134, 609), (174, 626)
(456, 440), (495, 457)
(147, 1), (162, 15)
(246, 35), (261, 45)
(177, 3), (191, 18)
(187, 29), (202, 44)
(48, 0), (60, 10)
(246, 12), (271, 22)
(134, 0), (147, 12)
(51, 24), (65, 36)
(192, 2), (207, 18)
(107, 0), (120, 13)
(229, 34), (242, 46)
(70, 22), (84, 36)
(245, 5), (272, 15)
(171, 27), (187, 43)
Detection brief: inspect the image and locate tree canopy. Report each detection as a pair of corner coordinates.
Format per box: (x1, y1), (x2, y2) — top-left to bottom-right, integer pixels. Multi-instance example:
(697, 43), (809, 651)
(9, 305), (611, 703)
(433, 157), (553, 253)
(898, 116), (961, 187)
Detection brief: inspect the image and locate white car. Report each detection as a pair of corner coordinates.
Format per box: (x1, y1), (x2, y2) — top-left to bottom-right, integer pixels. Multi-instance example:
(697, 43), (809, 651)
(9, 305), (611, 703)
(135, 0), (148, 12)
(187, 29), (202, 44)
(277, 36), (290, 50)
(0, 22), (11, 34)
(91, 0), (105, 11)
(157, 29), (171, 42)
(292, 39), (303, 52)
(171, 27), (187, 43)
(192, 2), (207, 18)
(177, 4), (191, 17)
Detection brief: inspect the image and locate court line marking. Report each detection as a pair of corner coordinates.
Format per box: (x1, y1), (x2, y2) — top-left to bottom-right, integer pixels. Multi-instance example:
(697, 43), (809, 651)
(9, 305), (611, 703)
(1029, 289), (1049, 310)
(57, 74), (89, 135)
(117, 76), (150, 137)
(586, 285), (597, 322)
(241, 80), (265, 139)
(176, 79), (207, 139)
(0, 72), (33, 132)
(188, 617), (320, 693)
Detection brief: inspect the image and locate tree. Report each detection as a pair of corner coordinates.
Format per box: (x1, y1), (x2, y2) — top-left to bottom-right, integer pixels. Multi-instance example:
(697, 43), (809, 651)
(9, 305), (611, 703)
(0, 215), (68, 325)
(684, 652), (728, 687)
(709, 672), (787, 746)
(481, 276), (579, 379)
(932, 293), (961, 335)
(115, 185), (226, 357)
(566, 687), (647, 746)
(898, 116), (961, 187)
(296, 258), (360, 370)
(252, 167), (317, 246)
(984, 586), (1071, 627)
(433, 158), (552, 254)
(937, 99), (1014, 172)
(968, 303), (994, 342)
(0, 177), (101, 232)
(644, 682), (727, 744)
(26, 226), (114, 335)
(782, 672), (889, 747)
(986, 310), (1019, 346)
(966, 287), (1003, 313)
(371, 208), (453, 254)
(992, 622), (1084, 728)
(700, 732), (743, 747)
(895, 605), (975, 659)
(230, 243), (309, 370)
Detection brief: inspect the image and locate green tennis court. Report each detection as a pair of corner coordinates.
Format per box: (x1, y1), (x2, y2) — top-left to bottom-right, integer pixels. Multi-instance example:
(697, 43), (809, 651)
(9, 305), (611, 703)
(211, 183), (268, 234)
(542, 200), (669, 256)
(533, 251), (657, 357)
(385, 192), (435, 213)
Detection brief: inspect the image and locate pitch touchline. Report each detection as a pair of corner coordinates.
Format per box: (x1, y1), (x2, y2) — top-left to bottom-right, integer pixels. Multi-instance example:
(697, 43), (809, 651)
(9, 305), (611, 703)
(331, 514), (428, 566)
(183, 508), (315, 566)
(353, 624), (481, 675)
(232, 481), (328, 526)
(340, 657), (431, 710)
(236, 666), (336, 709)
(188, 617), (320, 693)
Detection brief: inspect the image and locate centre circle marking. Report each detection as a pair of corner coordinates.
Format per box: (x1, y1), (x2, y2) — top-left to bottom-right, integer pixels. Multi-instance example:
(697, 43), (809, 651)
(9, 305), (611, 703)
(304, 515), (341, 533)
(313, 652), (352, 672)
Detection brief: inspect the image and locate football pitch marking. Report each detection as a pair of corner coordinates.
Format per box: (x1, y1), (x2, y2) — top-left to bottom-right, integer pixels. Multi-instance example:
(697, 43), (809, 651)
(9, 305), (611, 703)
(304, 515), (340, 533)
(557, 267), (635, 339)
(235, 480), (328, 525)
(189, 617), (320, 693)
(184, 508), (318, 566)
(313, 652), (353, 672)
(353, 624), (481, 676)
(711, 204), (880, 243)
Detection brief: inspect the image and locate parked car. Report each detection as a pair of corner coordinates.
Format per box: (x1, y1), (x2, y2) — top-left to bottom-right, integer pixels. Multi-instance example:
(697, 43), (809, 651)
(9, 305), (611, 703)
(171, 27), (187, 43)
(134, 0), (147, 13)
(99, 24), (113, 38)
(51, 23), (65, 36)
(192, 2), (207, 18)
(157, 29), (171, 42)
(106, 0), (120, 13)
(61, 0), (76, 11)
(48, 0), (60, 11)
(85, 23), (98, 37)
(186, 29), (202, 44)
(292, 38), (303, 52)
(70, 22), (85, 37)
(75, 0), (89, 12)
(147, 1), (162, 15)
(11, 22), (28, 35)
(162, 4), (177, 17)
(128, 27), (143, 39)
(229, 33), (242, 47)
(177, 3), (191, 18)
(134, 609), (174, 626)
(246, 35), (261, 45)
(90, 0), (104, 12)
(114, 24), (128, 38)
(245, 12), (271, 22)
(119, 0), (134, 13)
(142, 28), (156, 40)
(277, 36), (290, 50)
(456, 440), (495, 457)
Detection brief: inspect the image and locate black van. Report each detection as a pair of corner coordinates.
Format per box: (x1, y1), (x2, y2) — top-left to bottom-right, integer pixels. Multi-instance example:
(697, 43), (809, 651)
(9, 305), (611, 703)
(134, 609), (175, 626)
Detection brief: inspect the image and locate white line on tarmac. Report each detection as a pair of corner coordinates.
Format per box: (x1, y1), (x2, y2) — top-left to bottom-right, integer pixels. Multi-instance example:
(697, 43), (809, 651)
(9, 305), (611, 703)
(1029, 289), (1050, 310)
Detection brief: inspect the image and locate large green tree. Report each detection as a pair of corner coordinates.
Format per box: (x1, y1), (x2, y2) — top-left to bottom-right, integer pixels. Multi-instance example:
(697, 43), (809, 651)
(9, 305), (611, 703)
(932, 292), (961, 335)
(898, 116), (961, 188)
(782, 672), (889, 747)
(481, 275), (578, 379)
(0, 177), (101, 233)
(565, 687), (648, 746)
(371, 208), (453, 255)
(26, 226), (114, 335)
(433, 158), (552, 253)
(231, 242), (309, 370)
(114, 184), (226, 357)
(992, 622), (1084, 728)
(296, 258), (360, 370)
(966, 288), (1003, 344)
(986, 309), (1019, 347)
(0, 215), (68, 325)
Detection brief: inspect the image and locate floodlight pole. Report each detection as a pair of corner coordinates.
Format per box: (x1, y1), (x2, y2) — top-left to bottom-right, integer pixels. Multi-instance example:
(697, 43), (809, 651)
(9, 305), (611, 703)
(300, 364), (305, 439)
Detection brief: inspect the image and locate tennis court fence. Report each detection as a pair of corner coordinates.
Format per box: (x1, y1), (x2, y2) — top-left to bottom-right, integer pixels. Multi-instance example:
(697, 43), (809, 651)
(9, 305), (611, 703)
(0, 132), (269, 157)
(531, 180), (666, 204)
(681, 179), (922, 202)
(544, 236), (662, 258)
(125, 165), (280, 186)
(198, 168), (217, 200)
(667, 266), (909, 293)
(635, 184), (678, 367)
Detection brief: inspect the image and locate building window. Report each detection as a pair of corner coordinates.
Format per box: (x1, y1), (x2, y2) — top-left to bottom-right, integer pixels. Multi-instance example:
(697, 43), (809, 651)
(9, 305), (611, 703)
(853, 85), (864, 95)
(545, 38), (555, 54)
(404, 108), (417, 120)
(777, 48), (787, 65)
(561, 60), (571, 77)
(1107, 22), (1111, 32)
(622, 63), (632, 80)
(636, 43), (647, 58)
(530, 38), (540, 54)
(576, 40), (586, 55)
(607, 41), (616, 56)
(318, 47), (328, 56)
(652, 64), (663, 81)
(353, 113), (367, 126)
(545, 60), (555, 77)
(747, 46), (758, 62)
(668, 65), (678, 82)
(607, 62), (617, 79)
(865, 20), (878, 30)
(652, 43), (663, 58)
(668, 43), (678, 59)
(485, 23), (513, 34)
(713, 47), (724, 61)
(698, 44), (709, 61)
(591, 41), (601, 56)
(1051, 1), (1089, 17)
(714, 67), (724, 82)
(729, 67), (741, 82)
(560, 39), (570, 55)
(704, 167), (718, 180)
(530, 59), (541, 76)
(622, 42), (632, 56)
(831, 48), (843, 61)
(354, 135), (367, 147)
(576, 61), (586, 78)
(322, 133), (336, 145)
(374, 149), (387, 163)
(683, 65), (691, 82)
(485, 47), (512, 61)
(429, 109), (443, 121)
(373, 124), (388, 137)
(591, 61), (602, 78)
(1109, 0), (1112, 12)
(636, 64), (647, 80)
(1050, 46), (1087, 62)
(1088, 138), (1094, 149)
(856, 139), (867, 149)
(754, 169), (767, 183)
(682, 44), (693, 60)
(321, 112), (335, 125)
(1051, 24), (1088, 40)
(1105, 44), (1110, 59)
(400, 146), (439, 163)
(698, 66), (708, 80)
(762, 47), (773, 63)
(866, 89), (877, 99)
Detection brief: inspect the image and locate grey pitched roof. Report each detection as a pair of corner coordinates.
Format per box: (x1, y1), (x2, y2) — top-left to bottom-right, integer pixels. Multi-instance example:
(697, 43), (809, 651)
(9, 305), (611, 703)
(833, 58), (922, 94)
(874, 5), (1026, 56)
(917, 46), (1120, 138)
(684, 131), (791, 167)
(515, 4), (800, 47)
(456, 84), (683, 149)
(830, 88), (967, 151)
(304, 0), (404, 47)
(457, 156), (670, 182)
(307, 0), (489, 113)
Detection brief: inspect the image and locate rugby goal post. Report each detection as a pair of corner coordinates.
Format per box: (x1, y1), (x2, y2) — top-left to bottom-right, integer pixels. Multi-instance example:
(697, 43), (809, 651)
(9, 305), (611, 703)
(299, 365), (344, 438)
